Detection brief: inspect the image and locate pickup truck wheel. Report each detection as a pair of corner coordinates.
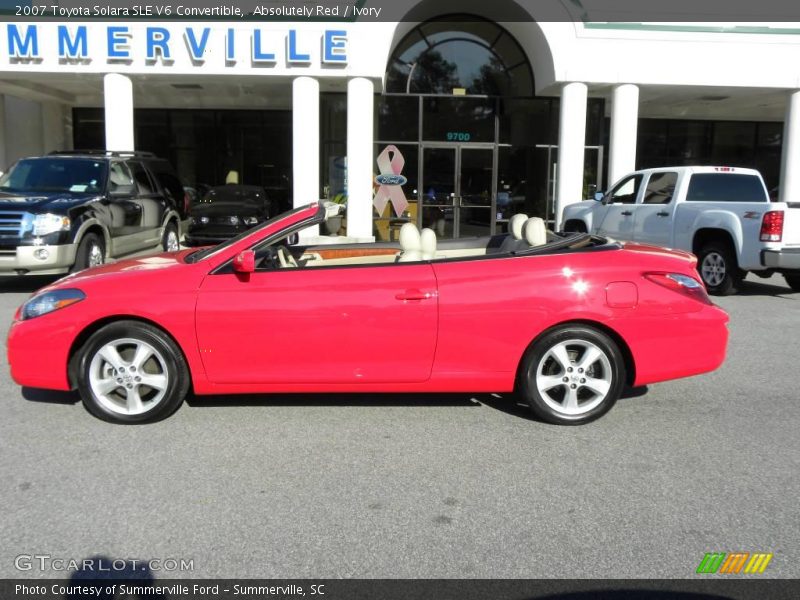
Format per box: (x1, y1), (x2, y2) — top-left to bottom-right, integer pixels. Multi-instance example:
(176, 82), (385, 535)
(698, 242), (742, 296)
(71, 233), (105, 272)
(519, 326), (625, 425)
(76, 321), (190, 424)
(785, 274), (800, 292)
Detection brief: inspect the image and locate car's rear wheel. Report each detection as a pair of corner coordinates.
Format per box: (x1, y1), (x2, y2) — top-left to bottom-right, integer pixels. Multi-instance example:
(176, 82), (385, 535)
(72, 233), (105, 272)
(76, 321), (190, 424)
(784, 274), (800, 292)
(697, 241), (742, 295)
(519, 326), (625, 425)
(162, 222), (180, 252)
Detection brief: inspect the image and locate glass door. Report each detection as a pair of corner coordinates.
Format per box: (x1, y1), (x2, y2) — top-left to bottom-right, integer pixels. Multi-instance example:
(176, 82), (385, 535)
(420, 146), (457, 238)
(457, 147), (494, 238)
(420, 145), (496, 238)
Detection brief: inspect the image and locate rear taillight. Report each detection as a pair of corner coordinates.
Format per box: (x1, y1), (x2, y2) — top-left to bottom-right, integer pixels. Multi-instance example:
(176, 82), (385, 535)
(644, 272), (712, 305)
(760, 210), (784, 242)
(183, 192), (191, 216)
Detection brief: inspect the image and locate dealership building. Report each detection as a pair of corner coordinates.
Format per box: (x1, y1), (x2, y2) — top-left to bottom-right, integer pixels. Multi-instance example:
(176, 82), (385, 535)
(2, 1), (800, 239)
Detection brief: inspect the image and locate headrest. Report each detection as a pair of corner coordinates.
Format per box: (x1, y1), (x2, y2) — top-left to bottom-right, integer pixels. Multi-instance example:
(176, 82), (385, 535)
(509, 213), (528, 240)
(420, 228), (437, 260)
(398, 222), (421, 251)
(524, 217), (547, 247)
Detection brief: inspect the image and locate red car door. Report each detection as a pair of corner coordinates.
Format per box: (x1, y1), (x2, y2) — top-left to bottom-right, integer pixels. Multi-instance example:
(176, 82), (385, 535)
(195, 263), (439, 384)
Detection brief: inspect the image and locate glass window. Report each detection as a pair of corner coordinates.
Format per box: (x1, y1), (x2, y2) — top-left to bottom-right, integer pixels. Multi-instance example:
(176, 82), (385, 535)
(422, 97), (495, 143)
(0, 158), (106, 194)
(148, 160), (184, 205)
(129, 161), (156, 195)
(109, 162), (135, 192)
(642, 172), (678, 204)
(686, 173), (767, 202)
(376, 95), (419, 142)
(385, 18), (533, 97)
(607, 174), (642, 204)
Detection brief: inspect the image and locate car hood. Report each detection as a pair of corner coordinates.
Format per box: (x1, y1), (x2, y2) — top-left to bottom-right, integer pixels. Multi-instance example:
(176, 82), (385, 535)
(0, 190), (99, 212)
(191, 200), (265, 218)
(38, 250), (199, 294)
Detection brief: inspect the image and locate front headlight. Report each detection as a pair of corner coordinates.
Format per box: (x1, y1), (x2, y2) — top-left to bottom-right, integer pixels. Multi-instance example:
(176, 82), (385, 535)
(33, 213), (71, 236)
(21, 289), (85, 320)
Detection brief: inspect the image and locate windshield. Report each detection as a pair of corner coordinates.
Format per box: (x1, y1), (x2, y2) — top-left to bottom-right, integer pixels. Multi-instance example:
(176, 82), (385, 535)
(0, 158), (107, 194)
(185, 205), (313, 263)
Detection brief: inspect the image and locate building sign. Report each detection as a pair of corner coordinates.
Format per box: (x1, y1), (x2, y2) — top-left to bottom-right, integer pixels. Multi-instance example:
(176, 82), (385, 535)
(3, 23), (348, 68)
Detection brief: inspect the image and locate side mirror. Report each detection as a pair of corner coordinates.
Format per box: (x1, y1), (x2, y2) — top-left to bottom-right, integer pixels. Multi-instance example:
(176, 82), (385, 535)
(594, 192), (605, 202)
(287, 232), (299, 246)
(233, 250), (255, 273)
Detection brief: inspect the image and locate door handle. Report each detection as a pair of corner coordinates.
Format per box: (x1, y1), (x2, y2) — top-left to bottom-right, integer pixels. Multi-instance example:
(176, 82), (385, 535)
(395, 289), (436, 302)
(621, 210), (633, 216)
(656, 211), (669, 217)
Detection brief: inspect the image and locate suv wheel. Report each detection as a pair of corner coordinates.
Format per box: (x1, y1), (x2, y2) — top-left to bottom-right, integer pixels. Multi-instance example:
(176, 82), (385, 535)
(162, 222), (180, 252)
(698, 241), (743, 295)
(72, 233), (105, 272)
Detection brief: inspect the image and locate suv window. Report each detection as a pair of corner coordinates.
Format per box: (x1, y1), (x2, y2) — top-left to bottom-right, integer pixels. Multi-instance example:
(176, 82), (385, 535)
(607, 174), (642, 204)
(129, 161), (157, 195)
(686, 173), (768, 202)
(109, 162), (135, 194)
(148, 160), (184, 205)
(642, 172), (678, 205)
(0, 158), (106, 194)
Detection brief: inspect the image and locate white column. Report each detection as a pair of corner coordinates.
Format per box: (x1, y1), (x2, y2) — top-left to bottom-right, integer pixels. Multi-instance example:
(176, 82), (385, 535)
(292, 76), (319, 209)
(346, 77), (374, 240)
(608, 83), (639, 186)
(779, 90), (800, 204)
(103, 73), (134, 151)
(555, 82), (588, 230)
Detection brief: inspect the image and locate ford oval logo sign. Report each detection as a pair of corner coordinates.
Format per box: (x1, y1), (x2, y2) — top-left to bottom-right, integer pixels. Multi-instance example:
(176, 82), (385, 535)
(375, 173), (407, 186)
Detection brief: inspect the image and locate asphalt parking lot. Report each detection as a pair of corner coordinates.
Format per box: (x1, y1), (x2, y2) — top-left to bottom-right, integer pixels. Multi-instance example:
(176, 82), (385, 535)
(0, 272), (798, 580)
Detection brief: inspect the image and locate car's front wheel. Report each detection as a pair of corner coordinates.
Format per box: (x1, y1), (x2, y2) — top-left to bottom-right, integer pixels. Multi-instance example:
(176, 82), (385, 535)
(76, 321), (190, 424)
(519, 326), (625, 425)
(72, 233), (105, 272)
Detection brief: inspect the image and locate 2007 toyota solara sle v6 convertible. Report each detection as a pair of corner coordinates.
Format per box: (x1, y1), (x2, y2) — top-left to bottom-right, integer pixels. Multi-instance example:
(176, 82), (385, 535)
(7, 203), (729, 425)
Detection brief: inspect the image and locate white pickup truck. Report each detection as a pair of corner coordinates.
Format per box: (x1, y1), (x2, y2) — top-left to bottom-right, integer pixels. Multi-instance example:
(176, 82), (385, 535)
(561, 166), (800, 295)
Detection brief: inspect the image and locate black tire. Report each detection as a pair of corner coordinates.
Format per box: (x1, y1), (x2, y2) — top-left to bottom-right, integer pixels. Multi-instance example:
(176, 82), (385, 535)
(71, 233), (105, 273)
(518, 326), (625, 425)
(162, 221), (180, 252)
(76, 320), (190, 424)
(697, 241), (743, 296)
(785, 274), (800, 292)
(563, 220), (587, 233)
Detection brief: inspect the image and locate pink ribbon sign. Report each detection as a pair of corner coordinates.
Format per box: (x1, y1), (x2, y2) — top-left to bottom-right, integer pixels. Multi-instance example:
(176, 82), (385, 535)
(373, 145), (409, 217)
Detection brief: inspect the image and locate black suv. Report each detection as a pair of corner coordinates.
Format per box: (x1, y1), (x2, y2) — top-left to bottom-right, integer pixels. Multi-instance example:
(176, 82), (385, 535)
(0, 151), (188, 276)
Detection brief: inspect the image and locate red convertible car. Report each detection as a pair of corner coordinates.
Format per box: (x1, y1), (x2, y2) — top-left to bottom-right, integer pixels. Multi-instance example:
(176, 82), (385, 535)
(7, 203), (728, 425)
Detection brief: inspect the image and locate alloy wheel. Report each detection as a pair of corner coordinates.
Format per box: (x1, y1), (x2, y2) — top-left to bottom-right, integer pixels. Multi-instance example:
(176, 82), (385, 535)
(535, 339), (613, 416)
(700, 252), (726, 287)
(88, 243), (104, 267)
(88, 338), (169, 416)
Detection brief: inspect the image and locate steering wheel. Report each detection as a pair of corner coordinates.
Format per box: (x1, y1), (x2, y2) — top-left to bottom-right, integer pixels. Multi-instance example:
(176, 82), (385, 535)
(276, 245), (298, 269)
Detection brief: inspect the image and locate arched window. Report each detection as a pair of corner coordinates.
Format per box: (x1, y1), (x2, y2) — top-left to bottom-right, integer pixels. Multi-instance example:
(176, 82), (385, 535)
(386, 17), (534, 97)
